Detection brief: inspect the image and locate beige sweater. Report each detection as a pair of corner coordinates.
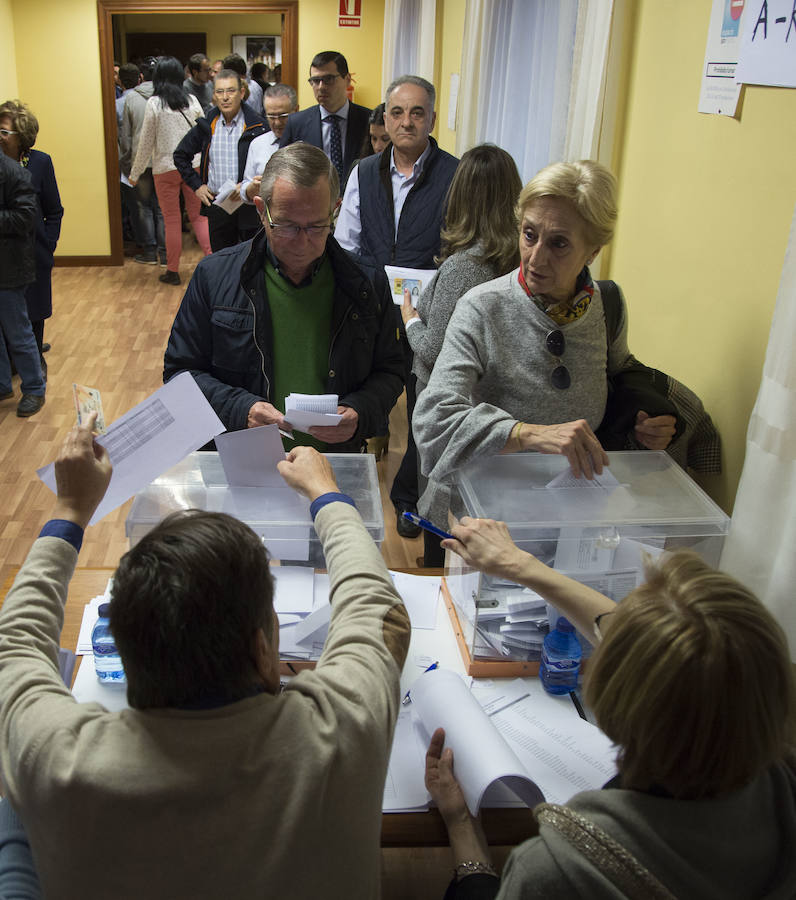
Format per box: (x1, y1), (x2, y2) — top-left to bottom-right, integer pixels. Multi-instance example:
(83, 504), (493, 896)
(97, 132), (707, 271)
(130, 94), (203, 181)
(0, 502), (410, 900)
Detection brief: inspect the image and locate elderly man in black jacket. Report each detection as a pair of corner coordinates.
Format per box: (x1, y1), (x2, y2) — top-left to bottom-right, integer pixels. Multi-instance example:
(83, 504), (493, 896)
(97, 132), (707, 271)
(0, 153), (46, 417)
(163, 143), (403, 452)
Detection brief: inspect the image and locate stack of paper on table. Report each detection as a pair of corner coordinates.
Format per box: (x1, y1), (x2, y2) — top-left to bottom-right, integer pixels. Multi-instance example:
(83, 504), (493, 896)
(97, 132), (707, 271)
(382, 670), (617, 813)
(284, 393), (343, 432)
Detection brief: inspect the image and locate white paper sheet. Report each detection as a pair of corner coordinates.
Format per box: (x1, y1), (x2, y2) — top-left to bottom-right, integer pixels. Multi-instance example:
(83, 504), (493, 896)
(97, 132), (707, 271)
(283, 393), (343, 431)
(698, 0), (745, 115)
(484, 679), (617, 805)
(215, 424), (285, 487)
(271, 566), (315, 615)
(212, 178), (244, 214)
(411, 668), (544, 815)
(389, 571), (440, 630)
(384, 265), (437, 307)
(736, 0), (796, 88)
(292, 603), (331, 646)
(37, 373), (225, 525)
(546, 466), (620, 490)
(383, 710), (431, 811)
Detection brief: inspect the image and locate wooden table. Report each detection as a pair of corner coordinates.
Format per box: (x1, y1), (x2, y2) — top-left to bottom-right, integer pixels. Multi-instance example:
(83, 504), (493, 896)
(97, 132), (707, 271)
(2, 566), (538, 848)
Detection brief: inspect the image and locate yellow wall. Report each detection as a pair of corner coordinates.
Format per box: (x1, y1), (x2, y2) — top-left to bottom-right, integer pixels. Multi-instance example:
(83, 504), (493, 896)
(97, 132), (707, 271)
(608, 0), (796, 513)
(293, 0), (384, 110)
(11, 0), (110, 254)
(116, 12), (282, 67)
(433, 0), (466, 154)
(5, 0), (384, 256)
(0, 0), (18, 98)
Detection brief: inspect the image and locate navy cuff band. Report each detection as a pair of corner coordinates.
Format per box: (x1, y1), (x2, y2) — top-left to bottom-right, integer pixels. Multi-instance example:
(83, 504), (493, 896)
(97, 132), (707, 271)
(39, 519), (84, 552)
(309, 492), (356, 520)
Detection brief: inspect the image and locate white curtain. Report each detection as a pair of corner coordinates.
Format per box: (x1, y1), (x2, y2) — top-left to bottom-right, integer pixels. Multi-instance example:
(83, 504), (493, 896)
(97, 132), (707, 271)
(382, 0), (437, 97)
(456, 0), (615, 182)
(720, 205), (796, 659)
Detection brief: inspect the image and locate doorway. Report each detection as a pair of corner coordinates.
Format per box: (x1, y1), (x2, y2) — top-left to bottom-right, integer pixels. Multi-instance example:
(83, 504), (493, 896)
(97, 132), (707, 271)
(98, 0), (298, 265)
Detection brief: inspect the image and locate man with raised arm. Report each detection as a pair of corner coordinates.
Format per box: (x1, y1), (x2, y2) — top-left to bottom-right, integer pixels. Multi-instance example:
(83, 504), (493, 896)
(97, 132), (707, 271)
(0, 416), (410, 900)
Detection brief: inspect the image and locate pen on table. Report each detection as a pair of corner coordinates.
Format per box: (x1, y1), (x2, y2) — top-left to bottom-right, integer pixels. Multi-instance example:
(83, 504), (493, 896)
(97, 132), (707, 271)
(402, 661), (439, 706)
(401, 512), (454, 541)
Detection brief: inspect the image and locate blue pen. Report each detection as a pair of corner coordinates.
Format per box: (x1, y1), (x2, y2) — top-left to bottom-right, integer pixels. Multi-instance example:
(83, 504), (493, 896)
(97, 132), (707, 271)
(401, 512), (454, 541)
(402, 661), (439, 706)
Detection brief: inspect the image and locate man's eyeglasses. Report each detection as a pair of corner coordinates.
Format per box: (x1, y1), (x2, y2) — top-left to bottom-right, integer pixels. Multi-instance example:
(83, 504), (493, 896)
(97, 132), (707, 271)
(266, 112), (291, 120)
(308, 74), (341, 87)
(214, 88), (240, 98)
(545, 329), (570, 390)
(264, 203), (333, 239)
(0, 129), (17, 139)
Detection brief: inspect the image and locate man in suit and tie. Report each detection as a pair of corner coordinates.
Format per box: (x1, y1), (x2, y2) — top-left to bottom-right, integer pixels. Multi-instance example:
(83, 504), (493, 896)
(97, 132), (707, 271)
(278, 50), (370, 187)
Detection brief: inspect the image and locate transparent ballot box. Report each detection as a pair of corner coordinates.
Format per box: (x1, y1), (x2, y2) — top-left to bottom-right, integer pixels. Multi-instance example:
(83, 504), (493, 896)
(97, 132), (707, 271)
(443, 451), (730, 672)
(125, 451), (383, 565)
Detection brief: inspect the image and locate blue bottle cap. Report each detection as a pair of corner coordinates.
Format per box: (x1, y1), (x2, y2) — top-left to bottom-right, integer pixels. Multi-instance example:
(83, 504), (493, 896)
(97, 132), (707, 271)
(98, 602), (111, 618)
(556, 616), (575, 633)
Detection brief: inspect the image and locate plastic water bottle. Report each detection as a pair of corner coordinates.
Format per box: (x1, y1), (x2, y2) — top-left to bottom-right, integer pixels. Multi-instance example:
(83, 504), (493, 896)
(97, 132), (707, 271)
(539, 617), (581, 695)
(92, 603), (126, 683)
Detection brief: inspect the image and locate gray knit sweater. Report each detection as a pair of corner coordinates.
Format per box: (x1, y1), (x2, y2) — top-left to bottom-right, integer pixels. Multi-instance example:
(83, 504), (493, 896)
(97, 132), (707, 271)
(406, 245), (500, 387)
(413, 270), (632, 487)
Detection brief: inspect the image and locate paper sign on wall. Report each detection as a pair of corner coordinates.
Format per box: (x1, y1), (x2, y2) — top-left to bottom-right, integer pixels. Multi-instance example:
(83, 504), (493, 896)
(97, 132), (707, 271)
(736, 0), (796, 87)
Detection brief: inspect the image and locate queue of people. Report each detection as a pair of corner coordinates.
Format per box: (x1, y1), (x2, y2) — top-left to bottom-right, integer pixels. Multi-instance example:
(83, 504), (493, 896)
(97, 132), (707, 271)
(0, 42), (791, 900)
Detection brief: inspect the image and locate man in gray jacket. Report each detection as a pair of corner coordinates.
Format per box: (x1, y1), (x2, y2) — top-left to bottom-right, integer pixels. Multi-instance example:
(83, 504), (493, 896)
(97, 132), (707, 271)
(119, 56), (165, 265)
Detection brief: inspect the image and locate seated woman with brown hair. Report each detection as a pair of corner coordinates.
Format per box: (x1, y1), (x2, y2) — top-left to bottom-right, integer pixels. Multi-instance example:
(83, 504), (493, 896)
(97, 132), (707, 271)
(427, 518), (796, 899)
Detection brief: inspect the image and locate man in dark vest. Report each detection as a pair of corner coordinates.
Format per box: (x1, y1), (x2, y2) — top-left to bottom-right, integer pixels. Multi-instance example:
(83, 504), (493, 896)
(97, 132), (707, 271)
(336, 75), (458, 539)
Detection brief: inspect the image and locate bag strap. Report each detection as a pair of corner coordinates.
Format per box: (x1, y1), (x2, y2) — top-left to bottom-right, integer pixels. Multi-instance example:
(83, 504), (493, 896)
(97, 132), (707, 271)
(535, 803), (677, 900)
(596, 279), (621, 346)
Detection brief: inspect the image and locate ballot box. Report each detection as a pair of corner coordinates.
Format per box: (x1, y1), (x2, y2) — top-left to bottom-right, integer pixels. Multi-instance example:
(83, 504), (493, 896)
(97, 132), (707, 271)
(443, 451), (730, 675)
(125, 451), (383, 565)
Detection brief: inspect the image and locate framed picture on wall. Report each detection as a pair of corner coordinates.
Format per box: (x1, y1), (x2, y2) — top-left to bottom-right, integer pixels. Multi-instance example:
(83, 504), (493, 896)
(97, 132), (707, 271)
(231, 35), (282, 72)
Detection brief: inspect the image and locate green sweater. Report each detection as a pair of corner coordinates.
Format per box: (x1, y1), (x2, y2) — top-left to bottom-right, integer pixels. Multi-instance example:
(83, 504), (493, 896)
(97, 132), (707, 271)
(266, 258), (334, 450)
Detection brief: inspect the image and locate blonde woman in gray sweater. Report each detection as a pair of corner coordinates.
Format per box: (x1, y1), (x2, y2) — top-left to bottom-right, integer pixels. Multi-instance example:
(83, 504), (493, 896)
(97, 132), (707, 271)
(401, 145), (521, 563)
(413, 160), (677, 528)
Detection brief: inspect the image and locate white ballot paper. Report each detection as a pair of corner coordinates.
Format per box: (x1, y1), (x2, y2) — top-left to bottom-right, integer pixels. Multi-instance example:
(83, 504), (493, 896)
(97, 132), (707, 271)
(411, 668), (544, 815)
(284, 393), (343, 432)
(37, 373), (224, 525)
(384, 265), (437, 307)
(212, 179), (244, 214)
(389, 571), (440, 631)
(546, 466), (620, 491)
(215, 424), (285, 487)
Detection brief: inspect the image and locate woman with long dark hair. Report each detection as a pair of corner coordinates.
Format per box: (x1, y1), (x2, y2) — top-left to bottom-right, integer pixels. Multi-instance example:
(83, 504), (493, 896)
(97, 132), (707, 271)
(358, 103), (389, 160)
(131, 56), (211, 285)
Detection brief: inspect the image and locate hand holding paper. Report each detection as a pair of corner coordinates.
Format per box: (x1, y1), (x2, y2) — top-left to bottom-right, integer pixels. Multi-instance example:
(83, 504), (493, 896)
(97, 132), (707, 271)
(53, 414), (113, 528)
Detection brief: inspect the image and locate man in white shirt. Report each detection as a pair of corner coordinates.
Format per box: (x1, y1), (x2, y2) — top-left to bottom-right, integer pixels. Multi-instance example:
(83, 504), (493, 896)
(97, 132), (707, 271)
(278, 50), (370, 187)
(241, 83), (299, 203)
(335, 75), (459, 539)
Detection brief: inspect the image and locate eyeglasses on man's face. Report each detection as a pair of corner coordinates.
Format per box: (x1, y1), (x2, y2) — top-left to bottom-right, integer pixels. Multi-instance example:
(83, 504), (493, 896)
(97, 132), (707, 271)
(214, 88), (240, 98)
(264, 203), (333, 240)
(308, 74), (341, 87)
(0, 129), (18, 139)
(266, 112), (290, 120)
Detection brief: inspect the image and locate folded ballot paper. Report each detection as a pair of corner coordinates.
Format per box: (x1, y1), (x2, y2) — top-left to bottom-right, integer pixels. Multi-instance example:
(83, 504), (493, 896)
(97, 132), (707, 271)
(283, 393), (343, 433)
(382, 670), (617, 813)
